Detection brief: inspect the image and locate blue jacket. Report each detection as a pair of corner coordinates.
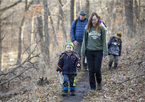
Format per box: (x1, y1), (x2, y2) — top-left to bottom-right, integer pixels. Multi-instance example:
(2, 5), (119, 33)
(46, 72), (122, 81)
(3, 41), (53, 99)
(56, 51), (81, 75)
(108, 36), (122, 56)
(70, 17), (88, 42)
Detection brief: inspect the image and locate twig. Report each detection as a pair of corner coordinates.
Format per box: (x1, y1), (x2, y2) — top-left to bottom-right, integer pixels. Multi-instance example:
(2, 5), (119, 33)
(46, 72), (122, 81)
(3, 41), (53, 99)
(117, 71), (145, 84)
(0, 67), (33, 85)
(0, 86), (31, 99)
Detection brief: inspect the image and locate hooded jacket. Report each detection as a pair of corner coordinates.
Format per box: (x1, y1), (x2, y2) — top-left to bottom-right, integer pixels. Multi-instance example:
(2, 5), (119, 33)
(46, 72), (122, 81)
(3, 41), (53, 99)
(56, 51), (81, 75)
(108, 36), (122, 56)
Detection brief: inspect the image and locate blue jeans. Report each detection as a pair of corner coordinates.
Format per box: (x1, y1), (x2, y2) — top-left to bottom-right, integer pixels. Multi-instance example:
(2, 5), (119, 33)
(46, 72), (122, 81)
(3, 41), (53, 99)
(86, 50), (103, 90)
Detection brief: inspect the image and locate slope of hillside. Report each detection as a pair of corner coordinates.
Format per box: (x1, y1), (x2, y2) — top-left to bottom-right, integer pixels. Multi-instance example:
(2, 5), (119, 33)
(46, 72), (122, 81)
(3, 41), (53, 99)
(2, 36), (145, 102)
(81, 35), (145, 102)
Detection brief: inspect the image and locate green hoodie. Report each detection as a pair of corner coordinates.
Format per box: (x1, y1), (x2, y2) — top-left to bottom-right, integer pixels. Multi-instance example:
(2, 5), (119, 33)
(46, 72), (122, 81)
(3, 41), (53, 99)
(81, 26), (108, 57)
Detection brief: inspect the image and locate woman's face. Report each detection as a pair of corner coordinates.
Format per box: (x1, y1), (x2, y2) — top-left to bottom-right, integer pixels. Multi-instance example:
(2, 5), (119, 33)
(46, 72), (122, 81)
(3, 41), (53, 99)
(91, 15), (98, 26)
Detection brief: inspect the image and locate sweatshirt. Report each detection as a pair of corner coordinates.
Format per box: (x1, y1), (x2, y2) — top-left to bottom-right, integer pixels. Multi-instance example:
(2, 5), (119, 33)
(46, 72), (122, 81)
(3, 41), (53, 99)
(81, 25), (108, 57)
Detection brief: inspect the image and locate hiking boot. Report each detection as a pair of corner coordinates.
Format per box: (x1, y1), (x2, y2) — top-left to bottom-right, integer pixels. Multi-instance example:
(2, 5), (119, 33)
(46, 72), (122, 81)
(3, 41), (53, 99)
(62, 91), (68, 96)
(70, 91), (76, 96)
(114, 63), (118, 69)
(97, 83), (102, 90)
(90, 89), (95, 92)
(108, 61), (113, 70)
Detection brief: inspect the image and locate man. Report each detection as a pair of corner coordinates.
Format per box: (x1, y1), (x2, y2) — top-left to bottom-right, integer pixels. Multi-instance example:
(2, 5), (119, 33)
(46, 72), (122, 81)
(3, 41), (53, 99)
(70, 10), (88, 71)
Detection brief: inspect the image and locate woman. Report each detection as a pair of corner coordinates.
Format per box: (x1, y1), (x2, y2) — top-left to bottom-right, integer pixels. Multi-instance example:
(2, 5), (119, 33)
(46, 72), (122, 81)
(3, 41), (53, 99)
(81, 12), (108, 91)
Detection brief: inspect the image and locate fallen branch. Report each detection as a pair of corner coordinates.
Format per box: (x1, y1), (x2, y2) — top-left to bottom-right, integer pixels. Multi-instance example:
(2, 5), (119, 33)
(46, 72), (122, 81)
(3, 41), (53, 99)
(117, 71), (145, 84)
(0, 53), (40, 80)
(0, 86), (31, 100)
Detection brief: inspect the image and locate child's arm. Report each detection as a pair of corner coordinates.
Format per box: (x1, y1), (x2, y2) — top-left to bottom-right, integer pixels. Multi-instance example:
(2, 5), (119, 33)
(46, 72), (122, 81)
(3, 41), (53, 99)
(56, 54), (64, 72)
(119, 41), (122, 56)
(74, 53), (81, 68)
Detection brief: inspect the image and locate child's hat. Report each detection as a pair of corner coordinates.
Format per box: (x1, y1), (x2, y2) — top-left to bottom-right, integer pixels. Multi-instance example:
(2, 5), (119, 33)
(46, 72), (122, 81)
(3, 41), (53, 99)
(65, 41), (74, 48)
(115, 31), (122, 39)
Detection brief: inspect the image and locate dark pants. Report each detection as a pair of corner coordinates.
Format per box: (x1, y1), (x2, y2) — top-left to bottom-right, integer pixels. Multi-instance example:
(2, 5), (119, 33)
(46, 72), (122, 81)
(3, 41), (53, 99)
(63, 74), (75, 87)
(86, 50), (103, 90)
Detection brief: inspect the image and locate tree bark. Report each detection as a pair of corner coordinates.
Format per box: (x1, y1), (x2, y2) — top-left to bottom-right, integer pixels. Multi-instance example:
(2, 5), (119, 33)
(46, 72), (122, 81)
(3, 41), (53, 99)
(134, 0), (140, 21)
(58, 0), (67, 42)
(47, 6), (58, 45)
(17, 0), (28, 64)
(125, 0), (134, 38)
(43, 0), (50, 69)
(70, 0), (74, 25)
(84, 0), (89, 18)
(0, 13), (1, 72)
(56, 0), (62, 30)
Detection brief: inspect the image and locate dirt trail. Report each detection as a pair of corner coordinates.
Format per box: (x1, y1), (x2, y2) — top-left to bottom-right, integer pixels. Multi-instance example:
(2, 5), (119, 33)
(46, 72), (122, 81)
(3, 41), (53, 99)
(61, 71), (89, 102)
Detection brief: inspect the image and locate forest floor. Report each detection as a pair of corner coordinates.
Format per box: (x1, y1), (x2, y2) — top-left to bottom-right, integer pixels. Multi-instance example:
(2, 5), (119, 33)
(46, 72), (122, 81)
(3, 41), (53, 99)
(1, 36), (145, 102)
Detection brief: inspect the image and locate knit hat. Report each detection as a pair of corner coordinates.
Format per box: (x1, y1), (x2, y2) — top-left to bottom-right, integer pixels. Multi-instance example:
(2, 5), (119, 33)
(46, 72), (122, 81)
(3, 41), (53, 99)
(116, 31), (122, 39)
(79, 10), (86, 16)
(65, 41), (74, 48)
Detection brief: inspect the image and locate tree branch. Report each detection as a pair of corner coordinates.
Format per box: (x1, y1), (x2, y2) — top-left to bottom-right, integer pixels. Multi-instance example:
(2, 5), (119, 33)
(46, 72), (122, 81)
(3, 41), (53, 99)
(0, 0), (22, 12)
(117, 71), (145, 85)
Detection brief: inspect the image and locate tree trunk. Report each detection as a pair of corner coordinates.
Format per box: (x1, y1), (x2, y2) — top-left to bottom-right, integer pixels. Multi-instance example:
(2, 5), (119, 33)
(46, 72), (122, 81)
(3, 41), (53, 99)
(134, 0), (139, 21)
(58, 0), (67, 43)
(17, 0), (28, 64)
(56, 0), (62, 30)
(84, 0), (89, 18)
(30, 16), (35, 57)
(125, 0), (134, 38)
(108, 0), (114, 34)
(70, 0), (75, 25)
(36, 0), (46, 78)
(0, 14), (1, 72)
(47, 6), (58, 45)
(43, 0), (50, 69)
(17, 17), (24, 64)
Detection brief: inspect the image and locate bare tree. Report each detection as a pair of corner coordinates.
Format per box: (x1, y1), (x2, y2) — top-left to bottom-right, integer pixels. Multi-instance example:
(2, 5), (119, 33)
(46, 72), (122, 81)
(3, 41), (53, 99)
(84, 0), (89, 18)
(0, 0), (22, 71)
(134, 0), (140, 21)
(57, 0), (67, 43)
(47, 5), (58, 46)
(57, 0), (62, 30)
(70, 0), (75, 25)
(0, 1), (2, 72)
(43, 0), (50, 71)
(125, 0), (134, 38)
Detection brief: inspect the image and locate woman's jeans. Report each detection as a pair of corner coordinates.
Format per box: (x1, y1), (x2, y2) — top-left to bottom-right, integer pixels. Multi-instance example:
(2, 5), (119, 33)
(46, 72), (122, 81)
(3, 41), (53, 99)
(86, 50), (103, 90)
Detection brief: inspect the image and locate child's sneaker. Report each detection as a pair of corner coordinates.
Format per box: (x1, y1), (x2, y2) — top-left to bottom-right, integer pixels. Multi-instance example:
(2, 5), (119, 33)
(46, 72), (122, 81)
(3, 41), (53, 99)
(70, 91), (75, 96)
(62, 91), (68, 96)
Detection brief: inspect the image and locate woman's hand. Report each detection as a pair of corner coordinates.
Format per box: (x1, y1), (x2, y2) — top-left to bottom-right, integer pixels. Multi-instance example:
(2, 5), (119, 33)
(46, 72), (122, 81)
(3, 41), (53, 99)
(103, 56), (107, 60)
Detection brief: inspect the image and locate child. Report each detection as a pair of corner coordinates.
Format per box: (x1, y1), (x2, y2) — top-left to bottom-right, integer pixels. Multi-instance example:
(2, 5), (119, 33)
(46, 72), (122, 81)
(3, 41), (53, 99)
(56, 41), (81, 96)
(108, 31), (122, 69)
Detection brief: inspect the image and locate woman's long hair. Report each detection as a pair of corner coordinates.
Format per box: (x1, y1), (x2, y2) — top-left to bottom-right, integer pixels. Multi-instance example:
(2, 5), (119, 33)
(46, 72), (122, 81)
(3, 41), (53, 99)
(87, 12), (101, 32)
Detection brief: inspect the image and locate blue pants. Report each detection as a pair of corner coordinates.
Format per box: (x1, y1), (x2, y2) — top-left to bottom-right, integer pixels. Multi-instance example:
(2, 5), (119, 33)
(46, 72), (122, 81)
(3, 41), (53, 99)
(63, 74), (75, 92)
(86, 50), (103, 90)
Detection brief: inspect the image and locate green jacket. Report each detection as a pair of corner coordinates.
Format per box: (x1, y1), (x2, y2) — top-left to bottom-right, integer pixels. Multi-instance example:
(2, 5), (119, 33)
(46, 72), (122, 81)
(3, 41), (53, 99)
(81, 26), (108, 57)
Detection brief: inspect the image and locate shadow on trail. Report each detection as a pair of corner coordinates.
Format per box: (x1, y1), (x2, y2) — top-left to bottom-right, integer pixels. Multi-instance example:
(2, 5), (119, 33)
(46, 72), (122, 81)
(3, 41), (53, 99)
(61, 71), (89, 102)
